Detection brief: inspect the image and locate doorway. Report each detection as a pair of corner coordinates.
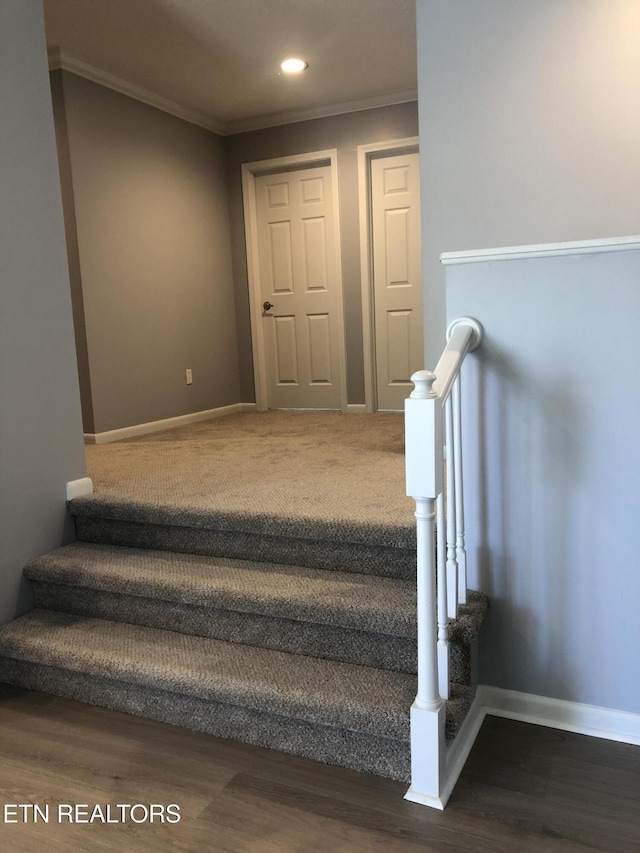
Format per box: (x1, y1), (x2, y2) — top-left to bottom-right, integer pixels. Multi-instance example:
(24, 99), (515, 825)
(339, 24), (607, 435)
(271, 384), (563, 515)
(242, 151), (347, 411)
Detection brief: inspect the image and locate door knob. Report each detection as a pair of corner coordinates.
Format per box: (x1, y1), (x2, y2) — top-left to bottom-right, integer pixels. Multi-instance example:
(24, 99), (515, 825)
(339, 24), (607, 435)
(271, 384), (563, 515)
(263, 301), (274, 312)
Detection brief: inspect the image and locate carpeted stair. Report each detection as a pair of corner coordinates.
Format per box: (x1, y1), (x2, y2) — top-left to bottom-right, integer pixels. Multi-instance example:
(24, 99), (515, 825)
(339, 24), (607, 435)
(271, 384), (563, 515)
(0, 495), (487, 782)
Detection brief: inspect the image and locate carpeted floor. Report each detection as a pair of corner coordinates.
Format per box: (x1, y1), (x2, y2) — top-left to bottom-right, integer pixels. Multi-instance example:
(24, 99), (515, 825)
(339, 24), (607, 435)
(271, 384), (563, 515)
(84, 411), (414, 531)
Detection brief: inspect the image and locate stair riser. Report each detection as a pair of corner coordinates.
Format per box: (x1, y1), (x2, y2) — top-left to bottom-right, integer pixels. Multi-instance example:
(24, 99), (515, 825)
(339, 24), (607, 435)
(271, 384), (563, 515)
(0, 658), (411, 782)
(31, 582), (473, 684)
(451, 645), (471, 685)
(32, 581), (416, 674)
(75, 516), (417, 580)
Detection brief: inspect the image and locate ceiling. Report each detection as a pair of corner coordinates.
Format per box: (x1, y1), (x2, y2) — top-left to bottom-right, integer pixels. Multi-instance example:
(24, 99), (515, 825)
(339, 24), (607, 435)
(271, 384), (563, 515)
(43, 0), (417, 136)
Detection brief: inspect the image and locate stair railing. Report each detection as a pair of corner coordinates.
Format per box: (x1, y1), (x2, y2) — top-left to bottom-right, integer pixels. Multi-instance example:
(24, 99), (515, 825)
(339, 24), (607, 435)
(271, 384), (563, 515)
(404, 316), (483, 809)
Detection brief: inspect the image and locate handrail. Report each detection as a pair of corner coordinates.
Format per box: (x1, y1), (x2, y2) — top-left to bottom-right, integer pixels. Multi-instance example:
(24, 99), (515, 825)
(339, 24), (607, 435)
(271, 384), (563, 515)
(432, 317), (483, 400)
(404, 316), (483, 809)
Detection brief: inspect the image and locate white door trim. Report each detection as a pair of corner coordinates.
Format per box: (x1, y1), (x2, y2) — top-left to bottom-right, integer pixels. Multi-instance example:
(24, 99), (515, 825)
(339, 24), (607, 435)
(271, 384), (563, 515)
(242, 150), (347, 412)
(357, 137), (420, 412)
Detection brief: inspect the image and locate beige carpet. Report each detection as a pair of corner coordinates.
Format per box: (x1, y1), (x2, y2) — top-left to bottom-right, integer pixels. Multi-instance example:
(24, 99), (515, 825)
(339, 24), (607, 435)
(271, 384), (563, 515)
(84, 411), (414, 531)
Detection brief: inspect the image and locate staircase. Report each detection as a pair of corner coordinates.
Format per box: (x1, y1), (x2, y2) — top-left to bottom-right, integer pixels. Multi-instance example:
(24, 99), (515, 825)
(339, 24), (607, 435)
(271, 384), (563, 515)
(0, 492), (487, 782)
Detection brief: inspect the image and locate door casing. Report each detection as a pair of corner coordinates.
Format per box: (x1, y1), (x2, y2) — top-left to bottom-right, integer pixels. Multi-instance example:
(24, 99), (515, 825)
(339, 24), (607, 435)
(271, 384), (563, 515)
(242, 150), (347, 412)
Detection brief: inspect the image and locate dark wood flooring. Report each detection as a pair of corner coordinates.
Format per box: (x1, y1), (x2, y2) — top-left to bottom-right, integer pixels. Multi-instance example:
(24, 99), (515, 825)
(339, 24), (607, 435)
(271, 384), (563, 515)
(0, 684), (638, 852)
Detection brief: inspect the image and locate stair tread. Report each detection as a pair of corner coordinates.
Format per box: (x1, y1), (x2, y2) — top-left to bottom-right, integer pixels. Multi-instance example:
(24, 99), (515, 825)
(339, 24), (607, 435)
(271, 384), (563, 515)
(70, 494), (416, 549)
(26, 543), (417, 637)
(0, 609), (415, 740)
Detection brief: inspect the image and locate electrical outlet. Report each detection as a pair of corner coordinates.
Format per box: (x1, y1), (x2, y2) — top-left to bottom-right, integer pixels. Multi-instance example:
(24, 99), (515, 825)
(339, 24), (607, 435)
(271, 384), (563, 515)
(186, 368), (193, 385)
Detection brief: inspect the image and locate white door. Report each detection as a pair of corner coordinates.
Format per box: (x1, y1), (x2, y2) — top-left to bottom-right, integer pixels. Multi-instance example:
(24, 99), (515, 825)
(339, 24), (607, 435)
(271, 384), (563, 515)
(255, 165), (343, 409)
(371, 151), (423, 411)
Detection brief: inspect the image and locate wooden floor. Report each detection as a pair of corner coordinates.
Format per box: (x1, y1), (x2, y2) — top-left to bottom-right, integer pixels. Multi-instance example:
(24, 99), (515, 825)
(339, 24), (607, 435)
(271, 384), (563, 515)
(0, 685), (638, 852)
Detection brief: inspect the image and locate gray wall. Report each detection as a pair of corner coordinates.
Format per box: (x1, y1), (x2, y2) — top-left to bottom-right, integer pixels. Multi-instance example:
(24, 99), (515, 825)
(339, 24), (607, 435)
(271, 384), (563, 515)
(448, 247), (640, 715)
(0, 0), (87, 624)
(417, 0), (640, 366)
(50, 71), (95, 432)
(55, 72), (241, 434)
(225, 103), (419, 404)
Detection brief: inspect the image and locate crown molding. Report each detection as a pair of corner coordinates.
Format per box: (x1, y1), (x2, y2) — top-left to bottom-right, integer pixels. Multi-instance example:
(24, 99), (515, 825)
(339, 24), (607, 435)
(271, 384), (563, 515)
(47, 48), (226, 135)
(47, 48), (417, 138)
(224, 87), (418, 136)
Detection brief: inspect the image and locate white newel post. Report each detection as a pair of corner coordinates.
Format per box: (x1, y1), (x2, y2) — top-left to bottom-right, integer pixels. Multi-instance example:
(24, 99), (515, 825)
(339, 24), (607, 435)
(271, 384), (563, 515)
(404, 370), (446, 808)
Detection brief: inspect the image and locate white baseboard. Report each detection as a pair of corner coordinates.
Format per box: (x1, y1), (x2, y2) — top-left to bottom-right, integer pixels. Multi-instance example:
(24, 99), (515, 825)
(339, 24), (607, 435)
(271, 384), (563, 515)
(65, 477), (94, 500)
(478, 685), (640, 746)
(442, 692), (486, 798)
(345, 404), (368, 414)
(84, 403), (257, 445)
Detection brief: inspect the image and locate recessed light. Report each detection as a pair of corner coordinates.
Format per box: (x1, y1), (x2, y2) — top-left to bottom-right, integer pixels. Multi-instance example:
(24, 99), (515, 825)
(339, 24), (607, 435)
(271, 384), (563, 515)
(280, 58), (308, 74)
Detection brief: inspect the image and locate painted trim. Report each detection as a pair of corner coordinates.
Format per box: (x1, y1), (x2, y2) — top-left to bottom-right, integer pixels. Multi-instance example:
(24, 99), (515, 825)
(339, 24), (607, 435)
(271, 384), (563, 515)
(405, 692), (486, 811)
(357, 138), (420, 413)
(241, 164), (269, 411)
(403, 787), (446, 811)
(48, 49), (417, 138)
(441, 692), (486, 801)
(441, 235), (640, 266)
(65, 477), (94, 500)
(479, 686), (640, 746)
(48, 49), (226, 135)
(346, 404), (368, 414)
(225, 88), (418, 135)
(242, 151), (348, 413)
(84, 404), (257, 445)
